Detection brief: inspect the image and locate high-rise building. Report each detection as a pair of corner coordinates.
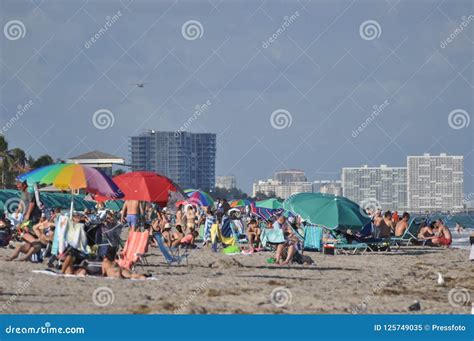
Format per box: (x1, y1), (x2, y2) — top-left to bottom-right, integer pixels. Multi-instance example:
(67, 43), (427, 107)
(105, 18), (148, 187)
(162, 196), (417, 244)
(216, 175), (236, 190)
(129, 130), (216, 190)
(313, 180), (343, 196)
(407, 154), (463, 213)
(252, 179), (313, 199)
(274, 170), (307, 183)
(342, 165), (407, 211)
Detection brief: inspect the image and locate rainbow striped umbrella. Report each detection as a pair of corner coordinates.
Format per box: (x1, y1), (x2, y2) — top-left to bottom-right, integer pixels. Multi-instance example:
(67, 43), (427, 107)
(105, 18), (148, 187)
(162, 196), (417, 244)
(230, 199), (252, 207)
(17, 163), (122, 198)
(184, 189), (214, 206)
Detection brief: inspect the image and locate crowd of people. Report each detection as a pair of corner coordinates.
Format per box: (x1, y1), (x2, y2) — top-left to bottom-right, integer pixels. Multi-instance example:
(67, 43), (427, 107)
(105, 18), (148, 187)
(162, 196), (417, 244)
(0, 181), (463, 280)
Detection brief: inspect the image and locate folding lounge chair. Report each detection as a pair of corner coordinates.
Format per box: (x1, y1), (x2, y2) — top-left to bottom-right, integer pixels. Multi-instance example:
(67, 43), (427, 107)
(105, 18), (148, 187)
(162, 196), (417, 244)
(154, 232), (188, 266)
(391, 217), (423, 247)
(118, 230), (149, 270)
(260, 228), (285, 250)
(301, 225), (323, 251)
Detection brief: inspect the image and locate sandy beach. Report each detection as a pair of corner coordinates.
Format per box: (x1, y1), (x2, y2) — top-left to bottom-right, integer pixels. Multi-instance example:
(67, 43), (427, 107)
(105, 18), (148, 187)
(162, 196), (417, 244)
(0, 244), (472, 315)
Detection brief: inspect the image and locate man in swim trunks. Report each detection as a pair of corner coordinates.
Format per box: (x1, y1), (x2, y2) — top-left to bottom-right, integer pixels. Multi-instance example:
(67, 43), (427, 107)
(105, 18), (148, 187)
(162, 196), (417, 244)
(121, 200), (142, 230)
(432, 220), (452, 247)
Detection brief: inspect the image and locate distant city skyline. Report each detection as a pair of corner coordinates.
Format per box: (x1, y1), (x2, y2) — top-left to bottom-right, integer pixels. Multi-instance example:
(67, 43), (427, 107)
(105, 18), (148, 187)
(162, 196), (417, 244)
(1, 1), (472, 194)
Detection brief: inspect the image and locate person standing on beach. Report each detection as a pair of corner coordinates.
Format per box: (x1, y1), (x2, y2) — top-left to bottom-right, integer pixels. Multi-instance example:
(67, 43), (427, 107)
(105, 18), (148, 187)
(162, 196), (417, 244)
(121, 200), (142, 230)
(16, 180), (42, 228)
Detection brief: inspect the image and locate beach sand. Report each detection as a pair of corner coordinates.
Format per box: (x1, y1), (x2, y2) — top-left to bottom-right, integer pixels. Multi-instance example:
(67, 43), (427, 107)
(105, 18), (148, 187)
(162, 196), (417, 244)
(0, 245), (472, 314)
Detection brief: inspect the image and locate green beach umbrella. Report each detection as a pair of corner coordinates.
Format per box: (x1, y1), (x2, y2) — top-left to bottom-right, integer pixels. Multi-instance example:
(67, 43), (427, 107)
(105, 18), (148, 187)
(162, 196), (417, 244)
(255, 198), (283, 210)
(283, 193), (370, 231)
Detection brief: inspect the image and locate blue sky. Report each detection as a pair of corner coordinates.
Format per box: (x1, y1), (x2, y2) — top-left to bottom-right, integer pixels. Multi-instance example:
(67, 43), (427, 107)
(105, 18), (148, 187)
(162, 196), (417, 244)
(0, 0), (472, 193)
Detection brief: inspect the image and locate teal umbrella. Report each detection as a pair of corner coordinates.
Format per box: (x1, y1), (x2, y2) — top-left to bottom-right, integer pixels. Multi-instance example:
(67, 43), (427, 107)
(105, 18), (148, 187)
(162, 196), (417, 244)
(255, 198), (283, 210)
(283, 193), (370, 231)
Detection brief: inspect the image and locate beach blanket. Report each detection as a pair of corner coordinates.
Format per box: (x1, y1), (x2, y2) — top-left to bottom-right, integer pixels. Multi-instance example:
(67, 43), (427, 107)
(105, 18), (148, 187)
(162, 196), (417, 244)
(31, 270), (157, 281)
(260, 228), (285, 248)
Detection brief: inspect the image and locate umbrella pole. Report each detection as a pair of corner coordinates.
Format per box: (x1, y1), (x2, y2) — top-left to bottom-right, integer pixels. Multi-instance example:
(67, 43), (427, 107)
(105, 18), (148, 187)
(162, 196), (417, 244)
(69, 189), (74, 219)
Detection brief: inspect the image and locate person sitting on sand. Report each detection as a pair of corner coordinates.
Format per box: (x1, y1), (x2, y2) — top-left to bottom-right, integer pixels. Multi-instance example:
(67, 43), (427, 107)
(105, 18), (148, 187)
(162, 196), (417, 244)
(394, 212), (410, 237)
(417, 221), (435, 241)
(170, 224), (185, 247)
(0, 214), (12, 247)
(247, 219), (261, 249)
(178, 230), (198, 248)
(275, 221), (301, 265)
(102, 246), (148, 279)
(431, 220), (452, 247)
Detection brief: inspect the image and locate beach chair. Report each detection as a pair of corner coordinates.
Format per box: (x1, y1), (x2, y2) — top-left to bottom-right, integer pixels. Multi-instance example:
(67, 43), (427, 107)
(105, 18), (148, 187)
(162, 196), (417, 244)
(391, 217), (423, 247)
(153, 232), (188, 266)
(118, 230), (149, 270)
(302, 225), (323, 251)
(260, 228), (285, 249)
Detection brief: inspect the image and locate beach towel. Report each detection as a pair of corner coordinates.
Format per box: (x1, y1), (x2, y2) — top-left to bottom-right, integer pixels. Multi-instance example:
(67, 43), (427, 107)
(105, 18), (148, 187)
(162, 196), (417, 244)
(470, 244), (474, 261)
(52, 215), (69, 255)
(31, 269), (157, 281)
(65, 222), (89, 254)
(260, 228), (285, 248)
(210, 223), (235, 247)
(118, 230), (149, 270)
(303, 226), (323, 250)
(203, 215), (215, 241)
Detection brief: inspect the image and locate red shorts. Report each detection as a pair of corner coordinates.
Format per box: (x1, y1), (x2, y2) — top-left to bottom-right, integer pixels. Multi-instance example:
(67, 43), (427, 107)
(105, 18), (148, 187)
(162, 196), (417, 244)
(437, 236), (452, 246)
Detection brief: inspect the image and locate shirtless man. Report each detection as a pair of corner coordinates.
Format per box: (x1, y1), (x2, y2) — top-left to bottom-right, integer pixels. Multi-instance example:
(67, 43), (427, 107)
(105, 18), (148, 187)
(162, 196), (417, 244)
(121, 200), (142, 229)
(395, 212), (410, 237)
(432, 220), (452, 247)
(373, 211), (391, 238)
(246, 219), (260, 249)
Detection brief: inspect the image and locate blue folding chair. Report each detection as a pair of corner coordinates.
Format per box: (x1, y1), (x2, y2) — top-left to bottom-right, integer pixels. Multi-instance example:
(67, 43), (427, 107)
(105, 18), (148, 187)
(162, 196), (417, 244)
(154, 232), (188, 266)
